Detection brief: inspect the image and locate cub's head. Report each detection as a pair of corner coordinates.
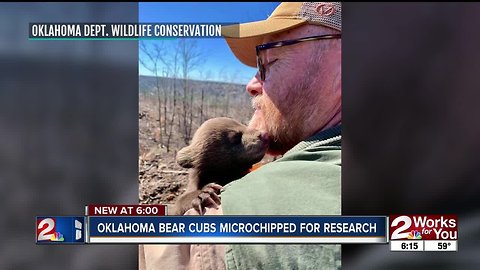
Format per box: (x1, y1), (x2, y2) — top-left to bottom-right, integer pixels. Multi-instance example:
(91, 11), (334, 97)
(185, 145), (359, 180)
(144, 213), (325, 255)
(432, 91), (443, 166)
(176, 117), (268, 173)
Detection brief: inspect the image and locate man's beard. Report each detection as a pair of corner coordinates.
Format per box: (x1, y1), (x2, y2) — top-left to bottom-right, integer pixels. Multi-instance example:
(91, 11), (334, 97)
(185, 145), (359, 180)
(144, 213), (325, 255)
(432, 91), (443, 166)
(250, 72), (315, 155)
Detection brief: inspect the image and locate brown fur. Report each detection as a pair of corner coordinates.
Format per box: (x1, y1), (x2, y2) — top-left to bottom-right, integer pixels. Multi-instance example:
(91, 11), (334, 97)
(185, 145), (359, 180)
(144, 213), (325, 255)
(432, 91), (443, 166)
(173, 117), (268, 215)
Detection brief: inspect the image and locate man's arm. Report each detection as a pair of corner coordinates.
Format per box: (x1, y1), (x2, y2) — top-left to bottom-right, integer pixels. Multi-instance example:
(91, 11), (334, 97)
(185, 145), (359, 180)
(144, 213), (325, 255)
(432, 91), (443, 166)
(139, 206), (225, 270)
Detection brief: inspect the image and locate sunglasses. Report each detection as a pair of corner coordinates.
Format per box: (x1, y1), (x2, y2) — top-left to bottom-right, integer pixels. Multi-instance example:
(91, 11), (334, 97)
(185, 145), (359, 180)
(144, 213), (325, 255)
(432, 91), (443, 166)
(255, 34), (341, 81)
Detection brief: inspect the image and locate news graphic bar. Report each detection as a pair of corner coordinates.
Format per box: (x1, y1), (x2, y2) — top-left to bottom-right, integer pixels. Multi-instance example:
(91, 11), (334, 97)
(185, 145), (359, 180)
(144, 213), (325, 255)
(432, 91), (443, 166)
(389, 215), (458, 252)
(87, 216), (387, 244)
(35, 209), (458, 249)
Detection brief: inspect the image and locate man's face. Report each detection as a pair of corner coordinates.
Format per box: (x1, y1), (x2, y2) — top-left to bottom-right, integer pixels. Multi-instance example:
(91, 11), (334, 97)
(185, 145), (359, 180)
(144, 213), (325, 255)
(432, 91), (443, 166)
(247, 25), (342, 155)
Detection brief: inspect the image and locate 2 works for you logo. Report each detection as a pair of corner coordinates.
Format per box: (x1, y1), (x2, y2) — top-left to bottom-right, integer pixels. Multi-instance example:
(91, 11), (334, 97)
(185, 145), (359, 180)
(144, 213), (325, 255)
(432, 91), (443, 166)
(390, 215), (457, 241)
(36, 217), (85, 244)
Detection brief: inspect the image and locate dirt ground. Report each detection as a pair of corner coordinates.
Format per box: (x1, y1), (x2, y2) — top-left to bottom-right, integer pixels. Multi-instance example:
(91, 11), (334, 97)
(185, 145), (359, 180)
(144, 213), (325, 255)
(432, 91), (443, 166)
(138, 97), (190, 206)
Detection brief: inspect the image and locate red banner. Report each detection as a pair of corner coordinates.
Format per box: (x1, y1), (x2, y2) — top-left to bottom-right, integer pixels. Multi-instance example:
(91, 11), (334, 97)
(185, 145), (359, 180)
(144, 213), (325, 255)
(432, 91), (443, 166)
(86, 205), (166, 216)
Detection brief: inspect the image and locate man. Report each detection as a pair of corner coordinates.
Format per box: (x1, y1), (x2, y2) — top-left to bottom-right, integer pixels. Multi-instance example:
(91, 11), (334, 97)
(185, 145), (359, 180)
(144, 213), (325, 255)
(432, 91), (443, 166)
(140, 2), (341, 269)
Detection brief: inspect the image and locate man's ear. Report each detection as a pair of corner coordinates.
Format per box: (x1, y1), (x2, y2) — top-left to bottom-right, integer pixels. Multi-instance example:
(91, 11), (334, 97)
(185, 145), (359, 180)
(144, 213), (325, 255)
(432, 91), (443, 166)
(176, 146), (194, 168)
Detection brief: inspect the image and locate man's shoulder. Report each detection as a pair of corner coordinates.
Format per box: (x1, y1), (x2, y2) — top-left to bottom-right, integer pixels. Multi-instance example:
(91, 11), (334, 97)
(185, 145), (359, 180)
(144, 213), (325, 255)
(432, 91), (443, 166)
(223, 127), (342, 193)
(221, 126), (342, 215)
(233, 146), (341, 189)
(261, 129), (342, 169)
(221, 144), (341, 216)
(221, 158), (341, 215)
(277, 143), (341, 165)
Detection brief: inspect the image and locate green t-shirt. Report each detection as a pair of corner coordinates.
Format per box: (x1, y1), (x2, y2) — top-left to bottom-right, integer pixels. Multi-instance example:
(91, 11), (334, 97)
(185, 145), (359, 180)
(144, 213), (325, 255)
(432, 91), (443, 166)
(222, 125), (342, 270)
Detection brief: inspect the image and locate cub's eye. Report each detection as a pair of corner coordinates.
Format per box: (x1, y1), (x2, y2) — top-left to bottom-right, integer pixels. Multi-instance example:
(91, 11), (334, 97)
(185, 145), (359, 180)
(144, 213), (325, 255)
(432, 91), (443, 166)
(228, 132), (242, 145)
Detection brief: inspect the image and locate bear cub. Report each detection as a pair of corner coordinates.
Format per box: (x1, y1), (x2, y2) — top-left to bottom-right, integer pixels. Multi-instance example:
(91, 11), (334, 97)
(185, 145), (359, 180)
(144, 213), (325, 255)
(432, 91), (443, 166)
(173, 117), (268, 215)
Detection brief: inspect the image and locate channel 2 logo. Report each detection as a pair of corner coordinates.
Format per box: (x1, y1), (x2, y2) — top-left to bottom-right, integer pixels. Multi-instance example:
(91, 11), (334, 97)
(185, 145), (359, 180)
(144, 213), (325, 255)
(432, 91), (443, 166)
(36, 217), (85, 244)
(390, 215), (457, 241)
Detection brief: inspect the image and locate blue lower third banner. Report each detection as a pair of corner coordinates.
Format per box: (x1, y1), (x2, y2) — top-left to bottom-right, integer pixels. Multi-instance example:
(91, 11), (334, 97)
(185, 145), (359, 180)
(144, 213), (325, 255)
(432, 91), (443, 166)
(87, 216), (387, 244)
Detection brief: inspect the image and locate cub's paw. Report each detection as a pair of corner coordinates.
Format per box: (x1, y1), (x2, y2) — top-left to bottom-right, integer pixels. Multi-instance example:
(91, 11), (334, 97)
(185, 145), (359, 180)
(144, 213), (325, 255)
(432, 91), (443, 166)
(192, 183), (223, 215)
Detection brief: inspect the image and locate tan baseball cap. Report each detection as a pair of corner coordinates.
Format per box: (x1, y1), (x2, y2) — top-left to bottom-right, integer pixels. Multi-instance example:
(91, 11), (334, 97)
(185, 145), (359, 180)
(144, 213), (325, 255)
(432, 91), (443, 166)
(222, 2), (342, 67)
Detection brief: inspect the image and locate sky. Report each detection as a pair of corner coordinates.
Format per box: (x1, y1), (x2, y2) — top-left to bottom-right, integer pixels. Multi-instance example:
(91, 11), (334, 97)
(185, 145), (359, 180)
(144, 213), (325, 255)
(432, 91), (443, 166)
(139, 2), (280, 84)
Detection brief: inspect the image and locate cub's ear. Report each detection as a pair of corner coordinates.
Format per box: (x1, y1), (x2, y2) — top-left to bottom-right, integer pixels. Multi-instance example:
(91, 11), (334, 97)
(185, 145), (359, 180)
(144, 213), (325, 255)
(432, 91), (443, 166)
(176, 147), (194, 168)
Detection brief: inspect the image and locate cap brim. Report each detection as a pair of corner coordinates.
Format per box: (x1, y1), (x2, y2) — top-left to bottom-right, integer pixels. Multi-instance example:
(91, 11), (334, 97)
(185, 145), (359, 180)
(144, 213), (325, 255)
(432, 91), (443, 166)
(222, 18), (307, 68)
